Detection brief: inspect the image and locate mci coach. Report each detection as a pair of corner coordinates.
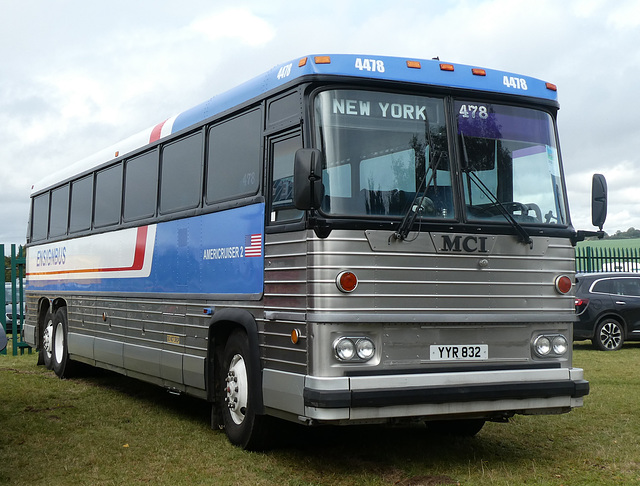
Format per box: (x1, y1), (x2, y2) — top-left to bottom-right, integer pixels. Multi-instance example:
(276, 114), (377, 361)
(23, 54), (607, 449)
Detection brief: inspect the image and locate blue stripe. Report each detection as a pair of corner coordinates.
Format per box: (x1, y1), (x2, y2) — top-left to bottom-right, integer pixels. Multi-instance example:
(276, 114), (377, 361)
(31, 204), (265, 296)
(172, 54), (556, 135)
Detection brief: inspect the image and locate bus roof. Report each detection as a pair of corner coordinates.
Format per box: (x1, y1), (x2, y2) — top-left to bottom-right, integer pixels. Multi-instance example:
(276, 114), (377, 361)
(31, 54), (558, 195)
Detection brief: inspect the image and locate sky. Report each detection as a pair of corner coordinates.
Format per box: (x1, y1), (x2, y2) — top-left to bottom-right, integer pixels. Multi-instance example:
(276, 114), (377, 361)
(1, 0), (639, 245)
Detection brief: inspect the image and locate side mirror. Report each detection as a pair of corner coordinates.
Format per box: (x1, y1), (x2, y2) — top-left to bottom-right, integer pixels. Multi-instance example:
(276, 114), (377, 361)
(293, 149), (324, 210)
(591, 173), (607, 230)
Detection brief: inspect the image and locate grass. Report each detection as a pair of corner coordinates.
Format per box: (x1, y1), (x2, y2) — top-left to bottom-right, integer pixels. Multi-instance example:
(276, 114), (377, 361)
(576, 238), (640, 250)
(2, 340), (640, 485)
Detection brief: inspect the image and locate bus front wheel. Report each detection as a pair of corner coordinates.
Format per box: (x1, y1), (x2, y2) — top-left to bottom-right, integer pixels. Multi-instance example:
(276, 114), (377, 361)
(220, 330), (271, 450)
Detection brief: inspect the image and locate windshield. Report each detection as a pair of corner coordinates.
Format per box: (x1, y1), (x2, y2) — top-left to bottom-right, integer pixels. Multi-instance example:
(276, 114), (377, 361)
(314, 90), (454, 219)
(313, 90), (568, 228)
(456, 100), (567, 225)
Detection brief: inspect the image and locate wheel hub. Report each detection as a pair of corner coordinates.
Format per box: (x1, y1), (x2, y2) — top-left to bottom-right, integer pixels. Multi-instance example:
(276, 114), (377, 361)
(600, 322), (622, 350)
(224, 354), (248, 425)
(43, 322), (53, 356)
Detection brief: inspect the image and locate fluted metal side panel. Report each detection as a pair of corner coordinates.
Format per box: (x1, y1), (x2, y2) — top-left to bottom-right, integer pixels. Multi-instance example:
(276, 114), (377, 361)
(262, 231), (309, 373)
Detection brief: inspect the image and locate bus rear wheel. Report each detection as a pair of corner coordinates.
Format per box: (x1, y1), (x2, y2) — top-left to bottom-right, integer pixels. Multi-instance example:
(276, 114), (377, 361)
(220, 330), (271, 450)
(41, 311), (54, 370)
(51, 307), (75, 378)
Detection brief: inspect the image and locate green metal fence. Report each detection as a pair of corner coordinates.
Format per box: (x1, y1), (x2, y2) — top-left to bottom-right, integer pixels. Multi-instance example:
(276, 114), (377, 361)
(1, 244), (31, 356)
(575, 246), (640, 274)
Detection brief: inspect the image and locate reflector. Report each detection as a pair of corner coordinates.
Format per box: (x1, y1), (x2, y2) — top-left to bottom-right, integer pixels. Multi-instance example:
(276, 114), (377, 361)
(555, 275), (572, 294)
(336, 271), (358, 293)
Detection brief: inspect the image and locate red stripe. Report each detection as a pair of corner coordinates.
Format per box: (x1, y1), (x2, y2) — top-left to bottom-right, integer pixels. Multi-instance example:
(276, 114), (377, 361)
(149, 119), (168, 143)
(27, 226), (150, 277)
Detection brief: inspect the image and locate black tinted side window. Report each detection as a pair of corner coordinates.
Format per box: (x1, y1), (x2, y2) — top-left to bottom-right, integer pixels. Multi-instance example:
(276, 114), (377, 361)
(160, 131), (203, 214)
(592, 279), (612, 294)
(271, 134), (303, 222)
(124, 150), (158, 222)
(619, 278), (640, 297)
(49, 185), (69, 238)
(31, 193), (49, 241)
(207, 109), (261, 204)
(69, 175), (93, 233)
(94, 164), (123, 228)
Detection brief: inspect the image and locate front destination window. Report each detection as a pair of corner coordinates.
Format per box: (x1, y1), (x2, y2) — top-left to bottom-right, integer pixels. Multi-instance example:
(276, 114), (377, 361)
(314, 90), (454, 219)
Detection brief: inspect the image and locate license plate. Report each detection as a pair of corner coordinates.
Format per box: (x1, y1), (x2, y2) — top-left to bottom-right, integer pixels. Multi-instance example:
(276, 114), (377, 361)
(430, 344), (488, 361)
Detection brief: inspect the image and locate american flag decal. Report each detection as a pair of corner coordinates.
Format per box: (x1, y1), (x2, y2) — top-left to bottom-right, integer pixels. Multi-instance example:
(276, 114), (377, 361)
(244, 234), (262, 257)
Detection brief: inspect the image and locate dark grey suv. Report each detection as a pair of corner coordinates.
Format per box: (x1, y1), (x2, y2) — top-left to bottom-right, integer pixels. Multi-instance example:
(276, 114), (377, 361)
(574, 272), (640, 351)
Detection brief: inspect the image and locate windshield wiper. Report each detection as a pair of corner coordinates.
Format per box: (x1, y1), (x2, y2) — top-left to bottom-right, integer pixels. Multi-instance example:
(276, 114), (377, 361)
(466, 172), (532, 246)
(394, 150), (442, 241)
(460, 133), (532, 247)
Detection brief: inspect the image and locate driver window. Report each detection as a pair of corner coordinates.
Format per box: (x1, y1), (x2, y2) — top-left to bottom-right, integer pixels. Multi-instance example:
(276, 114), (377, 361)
(270, 133), (304, 223)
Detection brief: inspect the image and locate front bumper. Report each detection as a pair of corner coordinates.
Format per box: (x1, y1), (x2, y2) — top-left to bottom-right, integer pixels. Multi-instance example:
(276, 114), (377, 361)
(292, 366), (589, 422)
(305, 376), (589, 409)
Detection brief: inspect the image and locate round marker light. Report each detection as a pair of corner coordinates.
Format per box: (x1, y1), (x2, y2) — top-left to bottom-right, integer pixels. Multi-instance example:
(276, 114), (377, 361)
(555, 275), (572, 294)
(552, 335), (568, 356)
(356, 339), (375, 361)
(335, 338), (356, 361)
(291, 329), (301, 345)
(534, 336), (551, 356)
(336, 271), (358, 293)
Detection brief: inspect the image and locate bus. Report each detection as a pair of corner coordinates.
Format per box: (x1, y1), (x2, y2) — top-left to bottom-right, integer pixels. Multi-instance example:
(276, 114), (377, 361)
(23, 54), (607, 450)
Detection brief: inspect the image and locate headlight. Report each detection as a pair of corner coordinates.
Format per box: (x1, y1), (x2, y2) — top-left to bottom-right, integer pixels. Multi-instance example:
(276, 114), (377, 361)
(334, 337), (376, 362)
(533, 334), (569, 358)
(552, 335), (568, 355)
(335, 338), (356, 360)
(356, 339), (375, 360)
(534, 336), (551, 356)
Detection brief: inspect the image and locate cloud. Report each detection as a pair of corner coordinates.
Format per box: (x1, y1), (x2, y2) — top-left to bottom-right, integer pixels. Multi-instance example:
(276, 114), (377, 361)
(189, 8), (276, 47)
(2, 0), (640, 244)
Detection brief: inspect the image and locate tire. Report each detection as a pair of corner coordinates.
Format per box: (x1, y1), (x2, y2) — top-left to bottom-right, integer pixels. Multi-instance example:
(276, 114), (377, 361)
(51, 307), (75, 378)
(220, 330), (271, 450)
(426, 419), (486, 437)
(593, 318), (624, 351)
(40, 311), (55, 370)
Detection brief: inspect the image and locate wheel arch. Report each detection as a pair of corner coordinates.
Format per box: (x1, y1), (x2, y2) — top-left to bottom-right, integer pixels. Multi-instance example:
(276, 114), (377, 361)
(36, 297), (67, 349)
(595, 313), (627, 338)
(206, 308), (264, 414)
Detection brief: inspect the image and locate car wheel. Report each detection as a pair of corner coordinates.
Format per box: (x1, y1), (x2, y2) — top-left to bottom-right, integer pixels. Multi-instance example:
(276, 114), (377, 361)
(593, 318), (624, 351)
